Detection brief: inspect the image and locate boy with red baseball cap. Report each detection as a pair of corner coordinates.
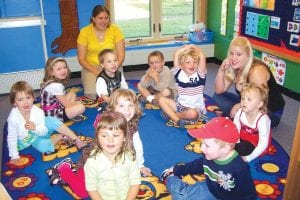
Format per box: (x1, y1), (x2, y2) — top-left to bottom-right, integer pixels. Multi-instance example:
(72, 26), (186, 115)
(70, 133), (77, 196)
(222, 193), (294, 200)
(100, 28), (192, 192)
(161, 117), (257, 200)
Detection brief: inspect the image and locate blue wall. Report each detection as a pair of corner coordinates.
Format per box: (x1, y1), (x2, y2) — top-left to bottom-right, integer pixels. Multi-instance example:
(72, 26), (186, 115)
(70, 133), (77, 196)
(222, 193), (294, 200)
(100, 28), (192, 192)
(0, 0), (104, 73)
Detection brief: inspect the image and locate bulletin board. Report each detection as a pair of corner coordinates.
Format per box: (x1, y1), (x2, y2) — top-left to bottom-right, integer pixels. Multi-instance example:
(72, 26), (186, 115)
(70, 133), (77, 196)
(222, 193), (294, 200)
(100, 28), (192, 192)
(239, 0), (300, 63)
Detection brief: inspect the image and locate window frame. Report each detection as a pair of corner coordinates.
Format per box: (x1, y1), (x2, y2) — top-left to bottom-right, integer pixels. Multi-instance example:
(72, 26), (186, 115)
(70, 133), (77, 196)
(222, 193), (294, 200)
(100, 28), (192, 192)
(106, 0), (207, 44)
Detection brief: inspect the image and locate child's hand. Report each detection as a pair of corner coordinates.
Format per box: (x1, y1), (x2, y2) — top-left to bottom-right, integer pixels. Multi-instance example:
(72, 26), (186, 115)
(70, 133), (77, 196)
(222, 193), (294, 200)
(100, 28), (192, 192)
(10, 158), (23, 165)
(147, 68), (159, 82)
(25, 121), (36, 131)
(140, 166), (152, 177)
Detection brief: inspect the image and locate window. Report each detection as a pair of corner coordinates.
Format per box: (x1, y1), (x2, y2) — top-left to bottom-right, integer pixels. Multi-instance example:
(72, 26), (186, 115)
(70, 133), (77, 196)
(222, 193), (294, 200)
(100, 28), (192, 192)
(107, 0), (206, 43)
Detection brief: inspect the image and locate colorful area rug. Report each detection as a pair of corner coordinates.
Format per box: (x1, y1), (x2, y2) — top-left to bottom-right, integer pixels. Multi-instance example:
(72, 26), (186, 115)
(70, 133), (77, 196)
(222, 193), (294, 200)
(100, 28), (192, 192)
(1, 80), (289, 200)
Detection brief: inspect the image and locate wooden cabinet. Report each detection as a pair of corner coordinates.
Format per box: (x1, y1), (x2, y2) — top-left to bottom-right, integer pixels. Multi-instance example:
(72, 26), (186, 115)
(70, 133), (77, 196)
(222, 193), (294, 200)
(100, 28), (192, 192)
(283, 110), (300, 199)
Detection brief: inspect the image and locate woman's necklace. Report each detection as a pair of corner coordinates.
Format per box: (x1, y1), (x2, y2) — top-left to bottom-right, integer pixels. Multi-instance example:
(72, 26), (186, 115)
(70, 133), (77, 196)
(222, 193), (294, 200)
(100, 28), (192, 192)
(94, 28), (106, 41)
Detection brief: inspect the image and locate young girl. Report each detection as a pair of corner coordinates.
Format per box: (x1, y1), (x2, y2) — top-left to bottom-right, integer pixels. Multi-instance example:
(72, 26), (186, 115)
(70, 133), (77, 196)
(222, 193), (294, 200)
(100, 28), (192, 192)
(158, 44), (207, 128)
(96, 49), (128, 103)
(233, 82), (271, 162)
(85, 111), (140, 199)
(40, 57), (85, 122)
(7, 81), (86, 165)
(48, 89), (149, 198)
(105, 88), (152, 176)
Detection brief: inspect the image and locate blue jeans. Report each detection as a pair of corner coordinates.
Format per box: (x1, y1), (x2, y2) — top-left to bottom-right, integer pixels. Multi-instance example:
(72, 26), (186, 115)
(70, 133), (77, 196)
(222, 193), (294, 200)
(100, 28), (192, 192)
(166, 176), (217, 200)
(213, 92), (283, 128)
(212, 92), (240, 117)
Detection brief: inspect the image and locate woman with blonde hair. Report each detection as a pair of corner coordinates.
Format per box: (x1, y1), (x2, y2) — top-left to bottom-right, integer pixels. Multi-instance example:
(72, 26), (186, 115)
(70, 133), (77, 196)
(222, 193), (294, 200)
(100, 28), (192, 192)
(214, 36), (285, 128)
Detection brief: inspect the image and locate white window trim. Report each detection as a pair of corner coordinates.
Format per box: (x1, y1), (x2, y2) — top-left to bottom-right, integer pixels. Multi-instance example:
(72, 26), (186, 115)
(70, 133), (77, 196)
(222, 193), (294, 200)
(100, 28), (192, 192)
(107, 0), (207, 44)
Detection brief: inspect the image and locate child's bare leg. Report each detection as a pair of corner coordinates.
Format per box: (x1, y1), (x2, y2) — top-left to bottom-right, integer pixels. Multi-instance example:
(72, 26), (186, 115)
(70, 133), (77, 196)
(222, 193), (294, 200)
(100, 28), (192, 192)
(159, 88), (172, 98)
(65, 91), (77, 102)
(65, 103), (85, 119)
(158, 97), (179, 121)
(51, 134), (63, 145)
(56, 124), (78, 140)
(56, 124), (87, 149)
(176, 108), (198, 121)
(137, 83), (151, 99)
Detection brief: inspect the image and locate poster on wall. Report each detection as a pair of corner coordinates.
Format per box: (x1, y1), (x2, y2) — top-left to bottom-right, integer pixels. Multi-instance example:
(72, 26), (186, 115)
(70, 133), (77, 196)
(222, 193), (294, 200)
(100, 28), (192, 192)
(245, 12), (270, 39)
(244, 0), (276, 11)
(262, 52), (286, 85)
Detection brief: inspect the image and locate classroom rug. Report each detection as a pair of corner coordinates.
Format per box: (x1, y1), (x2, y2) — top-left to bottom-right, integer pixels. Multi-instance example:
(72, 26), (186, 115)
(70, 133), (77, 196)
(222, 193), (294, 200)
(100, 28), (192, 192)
(1, 80), (289, 200)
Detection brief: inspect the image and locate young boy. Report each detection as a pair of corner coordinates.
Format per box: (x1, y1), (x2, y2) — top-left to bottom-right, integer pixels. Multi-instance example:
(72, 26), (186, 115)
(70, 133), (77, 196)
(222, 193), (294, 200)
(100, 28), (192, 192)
(96, 49), (128, 103)
(161, 117), (257, 200)
(158, 45), (207, 128)
(137, 50), (176, 106)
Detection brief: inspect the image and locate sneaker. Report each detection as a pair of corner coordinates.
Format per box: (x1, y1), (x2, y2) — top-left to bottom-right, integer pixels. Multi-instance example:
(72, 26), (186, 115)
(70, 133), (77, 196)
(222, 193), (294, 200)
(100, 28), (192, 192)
(50, 174), (67, 186)
(160, 168), (173, 184)
(53, 157), (73, 169)
(177, 119), (196, 128)
(72, 115), (86, 123)
(74, 138), (87, 150)
(160, 111), (170, 121)
(137, 94), (147, 104)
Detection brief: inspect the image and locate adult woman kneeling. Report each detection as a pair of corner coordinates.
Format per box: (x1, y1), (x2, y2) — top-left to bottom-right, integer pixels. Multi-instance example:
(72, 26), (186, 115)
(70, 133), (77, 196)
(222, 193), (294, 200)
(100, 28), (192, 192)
(77, 5), (125, 100)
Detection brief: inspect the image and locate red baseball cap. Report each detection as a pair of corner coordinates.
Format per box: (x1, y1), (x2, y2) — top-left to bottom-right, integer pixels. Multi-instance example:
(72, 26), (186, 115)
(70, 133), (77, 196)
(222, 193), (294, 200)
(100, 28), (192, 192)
(188, 117), (239, 143)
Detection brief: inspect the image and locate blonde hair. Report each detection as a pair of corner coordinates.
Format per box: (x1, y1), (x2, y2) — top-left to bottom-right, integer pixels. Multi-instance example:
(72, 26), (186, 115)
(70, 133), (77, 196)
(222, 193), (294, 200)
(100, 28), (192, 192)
(106, 89), (142, 136)
(41, 57), (71, 87)
(178, 48), (200, 66)
(225, 36), (253, 85)
(241, 82), (269, 113)
(9, 81), (34, 105)
(92, 111), (136, 163)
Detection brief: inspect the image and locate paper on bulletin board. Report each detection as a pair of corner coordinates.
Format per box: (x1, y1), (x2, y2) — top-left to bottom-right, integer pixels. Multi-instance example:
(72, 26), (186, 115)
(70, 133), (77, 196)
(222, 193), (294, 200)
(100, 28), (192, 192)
(262, 52), (286, 85)
(245, 12), (270, 40)
(220, 0), (228, 35)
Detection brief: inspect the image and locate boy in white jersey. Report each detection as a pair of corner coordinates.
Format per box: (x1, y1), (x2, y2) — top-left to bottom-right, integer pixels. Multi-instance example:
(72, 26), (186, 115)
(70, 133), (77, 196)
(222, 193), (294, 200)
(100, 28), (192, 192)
(158, 44), (207, 128)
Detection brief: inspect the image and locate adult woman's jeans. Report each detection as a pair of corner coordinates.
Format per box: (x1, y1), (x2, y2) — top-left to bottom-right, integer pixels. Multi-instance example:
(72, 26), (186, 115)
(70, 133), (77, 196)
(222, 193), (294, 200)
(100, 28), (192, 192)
(213, 92), (283, 128)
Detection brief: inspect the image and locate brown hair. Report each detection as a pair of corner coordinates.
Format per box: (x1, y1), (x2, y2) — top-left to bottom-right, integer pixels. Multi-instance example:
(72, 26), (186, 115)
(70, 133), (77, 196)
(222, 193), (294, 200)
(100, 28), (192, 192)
(90, 5), (111, 27)
(241, 82), (269, 113)
(98, 49), (117, 65)
(106, 88), (142, 137)
(41, 57), (71, 87)
(95, 112), (135, 162)
(77, 111), (136, 168)
(148, 51), (165, 63)
(9, 81), (34, 105)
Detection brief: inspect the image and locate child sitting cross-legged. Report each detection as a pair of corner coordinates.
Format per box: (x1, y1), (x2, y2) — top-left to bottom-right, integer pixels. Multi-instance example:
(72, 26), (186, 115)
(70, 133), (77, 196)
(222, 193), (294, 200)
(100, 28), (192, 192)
(158, 44), (207, 128)
(137, 50), (176, 106)
(161, 117), (257, 200)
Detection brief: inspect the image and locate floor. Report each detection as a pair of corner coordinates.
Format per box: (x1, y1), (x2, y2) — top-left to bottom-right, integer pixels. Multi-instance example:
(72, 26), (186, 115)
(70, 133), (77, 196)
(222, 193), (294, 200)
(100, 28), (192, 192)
(0, 62), (299, 175)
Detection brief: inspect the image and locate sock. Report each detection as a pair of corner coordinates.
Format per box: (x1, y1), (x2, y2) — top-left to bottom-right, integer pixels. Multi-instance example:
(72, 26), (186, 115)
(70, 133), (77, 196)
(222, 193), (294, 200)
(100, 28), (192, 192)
(146, 95), (154, 103)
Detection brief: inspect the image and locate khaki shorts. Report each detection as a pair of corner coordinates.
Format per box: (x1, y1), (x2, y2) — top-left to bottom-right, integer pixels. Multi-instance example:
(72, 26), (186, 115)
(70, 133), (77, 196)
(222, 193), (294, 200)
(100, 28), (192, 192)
(81, 68), (97, 100)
